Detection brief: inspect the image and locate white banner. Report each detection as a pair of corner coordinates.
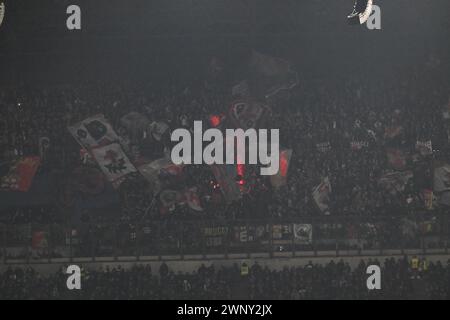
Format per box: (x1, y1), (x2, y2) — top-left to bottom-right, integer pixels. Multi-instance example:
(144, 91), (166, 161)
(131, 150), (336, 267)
(316, 142), (331, 153)
(293, 224), (313, 244)
(350, 141), (369, 151)
(68, 114), (119, 149)
(249, 51), (299, 98)
(91, 143), (137, 187)
(415, 140), (432, 156)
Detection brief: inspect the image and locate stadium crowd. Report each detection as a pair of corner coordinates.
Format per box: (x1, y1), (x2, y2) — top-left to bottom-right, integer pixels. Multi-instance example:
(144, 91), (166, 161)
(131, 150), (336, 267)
(1, 68), (448, 207)
(0, 52), (449, 257)
(1, 0), (449, 302)
(0, 257), (448, 300)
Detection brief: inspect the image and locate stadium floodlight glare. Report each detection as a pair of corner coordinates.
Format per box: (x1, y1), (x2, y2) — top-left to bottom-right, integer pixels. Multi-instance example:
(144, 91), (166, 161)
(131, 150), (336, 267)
(0, 2), (5, 28)
(347, 0), (373, 25)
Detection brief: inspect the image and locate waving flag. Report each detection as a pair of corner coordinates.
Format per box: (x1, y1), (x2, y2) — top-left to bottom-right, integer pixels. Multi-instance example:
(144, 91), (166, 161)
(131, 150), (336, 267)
(184, 187), (203, 211)
(160, 190), (183, 207)
(312, 177), (332, 214)
(91, 143), (137, 188)
(229, 99), (271, 130)
(0, 156), (41, 192)
(379, 171), (413, 195)
(232, 80), (250, 98)
(249, 51), (298, 99)
(159, 187), (203, 213)
(316, 142), (331, 153)
(68, 114), (119, 149)
(348, 0), (374, 25)
(351, 141), (369, 151)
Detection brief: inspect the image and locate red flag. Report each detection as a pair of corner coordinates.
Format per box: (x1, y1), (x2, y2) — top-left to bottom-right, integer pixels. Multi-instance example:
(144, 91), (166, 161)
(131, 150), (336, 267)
(270, 149), (293, 189)
(0, 156), (41, 192)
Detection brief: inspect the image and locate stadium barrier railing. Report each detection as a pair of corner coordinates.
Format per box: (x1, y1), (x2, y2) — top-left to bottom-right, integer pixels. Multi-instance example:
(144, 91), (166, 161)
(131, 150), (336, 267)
(0, 213), (449, 264)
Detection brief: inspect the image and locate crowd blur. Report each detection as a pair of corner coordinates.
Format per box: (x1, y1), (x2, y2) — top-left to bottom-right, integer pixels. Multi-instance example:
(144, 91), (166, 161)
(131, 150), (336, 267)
(0, 52), (449, 257)
(0, 257), (448, 300)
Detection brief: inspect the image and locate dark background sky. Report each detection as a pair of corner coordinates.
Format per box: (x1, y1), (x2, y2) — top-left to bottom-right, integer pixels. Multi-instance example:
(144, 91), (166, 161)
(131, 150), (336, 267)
(0, 0), (449, 85)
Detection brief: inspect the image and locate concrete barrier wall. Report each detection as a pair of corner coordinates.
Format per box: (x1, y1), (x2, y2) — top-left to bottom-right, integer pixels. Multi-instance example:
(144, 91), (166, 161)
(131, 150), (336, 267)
(2, 252), (449, 275)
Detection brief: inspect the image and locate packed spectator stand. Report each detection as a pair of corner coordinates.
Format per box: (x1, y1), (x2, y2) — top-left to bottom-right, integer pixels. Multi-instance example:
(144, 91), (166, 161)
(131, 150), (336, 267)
(1, 51), (450, 261)
(0, 257), (449, 300)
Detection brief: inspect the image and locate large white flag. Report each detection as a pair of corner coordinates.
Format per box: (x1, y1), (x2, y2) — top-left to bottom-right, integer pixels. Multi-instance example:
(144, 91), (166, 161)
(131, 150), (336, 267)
(68, 114), (119, 149)
(415, 140), (432, 156)
(91, 143), (137, 188)
(379, 171), (413, 195)
(229, 100), (271, 130)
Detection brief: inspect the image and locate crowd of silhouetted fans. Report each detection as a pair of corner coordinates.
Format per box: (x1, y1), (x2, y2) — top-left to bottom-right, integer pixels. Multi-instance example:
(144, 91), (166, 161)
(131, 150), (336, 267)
(1, 65), (449, 213)
(0, 53), (449, 258)
(0, 257), (448, 300)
